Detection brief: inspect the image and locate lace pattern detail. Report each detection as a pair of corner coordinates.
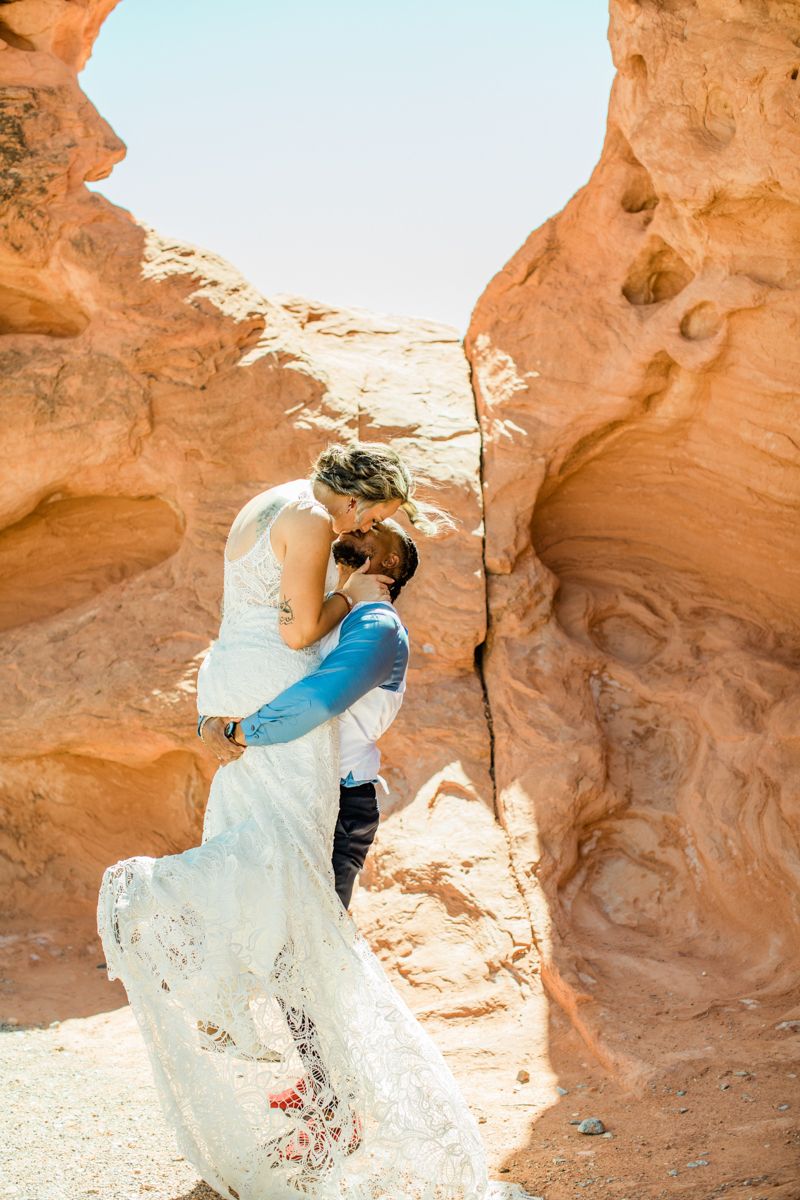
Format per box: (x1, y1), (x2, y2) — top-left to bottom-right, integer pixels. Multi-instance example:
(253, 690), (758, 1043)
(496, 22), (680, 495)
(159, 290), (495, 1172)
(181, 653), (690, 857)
(196, 485), (339, 718)
(223, 483), (329, 617)
(98, 484), (489, 1200)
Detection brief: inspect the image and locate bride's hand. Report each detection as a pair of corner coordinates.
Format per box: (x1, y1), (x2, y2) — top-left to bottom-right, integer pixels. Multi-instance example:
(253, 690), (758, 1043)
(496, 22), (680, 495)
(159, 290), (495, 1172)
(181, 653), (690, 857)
(341, 560), (395, 604)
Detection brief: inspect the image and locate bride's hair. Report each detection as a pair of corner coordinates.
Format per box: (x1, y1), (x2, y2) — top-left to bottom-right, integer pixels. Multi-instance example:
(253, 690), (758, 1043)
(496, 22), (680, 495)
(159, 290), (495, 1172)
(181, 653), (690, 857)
(310, 442), (455, 537)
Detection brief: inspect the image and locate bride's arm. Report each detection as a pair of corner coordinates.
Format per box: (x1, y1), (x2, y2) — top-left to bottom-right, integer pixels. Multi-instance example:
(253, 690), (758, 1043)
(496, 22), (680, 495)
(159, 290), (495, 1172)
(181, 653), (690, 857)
(275, 505), (391, 649)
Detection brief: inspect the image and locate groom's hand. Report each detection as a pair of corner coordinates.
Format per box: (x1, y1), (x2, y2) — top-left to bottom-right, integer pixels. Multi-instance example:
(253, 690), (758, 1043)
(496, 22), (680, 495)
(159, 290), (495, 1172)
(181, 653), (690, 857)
(200, 716), (246, 764)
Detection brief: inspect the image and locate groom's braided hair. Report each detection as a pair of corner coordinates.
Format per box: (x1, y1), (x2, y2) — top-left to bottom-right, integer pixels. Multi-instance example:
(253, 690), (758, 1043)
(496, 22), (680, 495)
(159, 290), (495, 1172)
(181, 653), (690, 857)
(311, 442), (455, 537)
(387, 524), (419, 602)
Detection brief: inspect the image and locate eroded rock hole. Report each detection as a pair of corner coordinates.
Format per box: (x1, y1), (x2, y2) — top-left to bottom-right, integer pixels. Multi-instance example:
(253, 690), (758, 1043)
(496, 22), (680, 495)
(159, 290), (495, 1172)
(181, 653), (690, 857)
(621, 174), (659, 214)
(680, 302), (722, 341)
(0, 495), (184, 632)
(618, 56), (648, 121)
(622, 238), (694, 306)
(0, 283), (89, 338)
(612, 130), (659, 216)
(627, 54), (648, 90)
(589, 612), (666, 665)
(792, 68), (799, 81)
(704, 86), (736, 146)
(0, 21), (35, 50)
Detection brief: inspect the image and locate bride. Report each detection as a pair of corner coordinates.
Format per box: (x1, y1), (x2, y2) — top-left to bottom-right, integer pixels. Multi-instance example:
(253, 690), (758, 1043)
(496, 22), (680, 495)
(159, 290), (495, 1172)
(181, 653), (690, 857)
(98, 443), (490, 1200)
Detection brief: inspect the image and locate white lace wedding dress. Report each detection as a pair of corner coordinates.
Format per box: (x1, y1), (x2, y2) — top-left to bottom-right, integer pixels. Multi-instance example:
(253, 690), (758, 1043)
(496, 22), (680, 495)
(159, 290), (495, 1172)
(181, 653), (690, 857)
(98, 484), (492, 1200)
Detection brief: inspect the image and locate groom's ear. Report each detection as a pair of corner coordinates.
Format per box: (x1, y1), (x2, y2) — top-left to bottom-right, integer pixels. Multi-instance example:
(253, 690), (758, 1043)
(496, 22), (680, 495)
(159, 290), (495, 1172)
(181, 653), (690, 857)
(381, 551), (400, 571)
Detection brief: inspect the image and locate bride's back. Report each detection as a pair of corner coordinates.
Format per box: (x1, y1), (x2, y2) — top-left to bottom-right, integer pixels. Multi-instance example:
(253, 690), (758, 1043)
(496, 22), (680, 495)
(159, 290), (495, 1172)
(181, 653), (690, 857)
(226, 478), (315, 564)
(197, 479), (337, 718)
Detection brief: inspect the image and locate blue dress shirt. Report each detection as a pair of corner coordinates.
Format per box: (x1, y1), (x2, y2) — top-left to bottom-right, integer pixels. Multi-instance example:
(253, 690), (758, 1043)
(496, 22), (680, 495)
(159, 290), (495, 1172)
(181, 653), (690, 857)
(238, 604), (408, 748)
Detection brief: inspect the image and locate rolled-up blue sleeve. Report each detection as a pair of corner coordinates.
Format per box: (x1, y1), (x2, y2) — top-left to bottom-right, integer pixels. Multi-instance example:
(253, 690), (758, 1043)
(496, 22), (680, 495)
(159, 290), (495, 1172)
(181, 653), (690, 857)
(241, 608), (406, 747)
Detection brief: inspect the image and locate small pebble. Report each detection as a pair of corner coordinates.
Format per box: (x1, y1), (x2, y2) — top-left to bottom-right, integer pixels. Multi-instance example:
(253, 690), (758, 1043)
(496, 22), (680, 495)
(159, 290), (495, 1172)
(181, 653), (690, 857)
(602, 1131), (613, 1139)
(778, 1104), (789, 1110)
(677, 1089), (686, 1095)
(668, 1169), (678, 1176)
(679, 1107), (689, 1113)
(556, 1086), (569, 1096)
(516, 1069), (530, 1083)
(577, 1118), (605, 1135)
(687, 1162), (698, 1168)
(733, 1070), (748, 1076)
(719, 1083), (729, 1090)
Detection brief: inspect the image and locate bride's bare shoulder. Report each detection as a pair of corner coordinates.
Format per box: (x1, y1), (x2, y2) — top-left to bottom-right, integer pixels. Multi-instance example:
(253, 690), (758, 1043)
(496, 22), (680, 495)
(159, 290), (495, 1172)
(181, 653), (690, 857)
(226, 480), (329, 562)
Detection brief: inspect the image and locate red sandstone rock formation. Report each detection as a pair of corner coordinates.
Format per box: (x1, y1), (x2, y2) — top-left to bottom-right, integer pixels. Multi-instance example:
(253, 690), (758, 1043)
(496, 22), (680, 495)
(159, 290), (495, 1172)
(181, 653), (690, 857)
(4, 0), (800, 1188)
(0, 2), (537, 1104)
(466, 0), (800, 1087)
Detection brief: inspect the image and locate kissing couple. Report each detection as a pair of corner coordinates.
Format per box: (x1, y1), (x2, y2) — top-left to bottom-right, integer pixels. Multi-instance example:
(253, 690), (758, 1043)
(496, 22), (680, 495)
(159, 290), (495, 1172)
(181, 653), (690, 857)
(99, 443), (499, 1200)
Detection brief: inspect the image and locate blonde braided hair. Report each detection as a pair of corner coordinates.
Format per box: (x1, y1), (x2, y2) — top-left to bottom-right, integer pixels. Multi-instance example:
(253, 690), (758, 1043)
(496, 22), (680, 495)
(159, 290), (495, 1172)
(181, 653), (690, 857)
(310, 442), (454, 537)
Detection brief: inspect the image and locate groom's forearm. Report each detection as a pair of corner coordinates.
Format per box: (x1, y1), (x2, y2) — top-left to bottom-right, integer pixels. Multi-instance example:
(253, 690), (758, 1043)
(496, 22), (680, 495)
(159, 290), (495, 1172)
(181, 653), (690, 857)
(242, 614), (402, 746)
(240, 688), (330, 746)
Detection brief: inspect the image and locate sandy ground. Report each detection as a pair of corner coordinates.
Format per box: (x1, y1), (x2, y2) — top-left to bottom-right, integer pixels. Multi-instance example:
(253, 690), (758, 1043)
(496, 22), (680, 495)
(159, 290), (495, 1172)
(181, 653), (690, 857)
(2, 916), (800, 1200)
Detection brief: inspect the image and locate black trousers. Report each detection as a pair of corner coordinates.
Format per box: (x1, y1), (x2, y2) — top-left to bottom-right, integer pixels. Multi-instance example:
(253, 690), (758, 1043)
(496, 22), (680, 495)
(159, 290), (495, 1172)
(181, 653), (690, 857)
(331, 781), (380, 910)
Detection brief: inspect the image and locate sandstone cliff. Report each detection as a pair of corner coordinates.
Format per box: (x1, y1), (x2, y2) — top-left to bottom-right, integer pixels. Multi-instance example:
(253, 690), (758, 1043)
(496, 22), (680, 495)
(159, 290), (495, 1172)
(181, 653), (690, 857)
(0, 0), (540, 1120)
(3, 0), (800, 1193)
(466, 0), (800, 1089)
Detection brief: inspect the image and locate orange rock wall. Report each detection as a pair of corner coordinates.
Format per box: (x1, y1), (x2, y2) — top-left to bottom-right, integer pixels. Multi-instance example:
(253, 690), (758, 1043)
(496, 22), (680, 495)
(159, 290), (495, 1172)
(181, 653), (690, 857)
(465, 0), (800, 1080)
(0, 0), (492, 887)
(5, 0), (800, 1100)
(0, 2), (542, 1100)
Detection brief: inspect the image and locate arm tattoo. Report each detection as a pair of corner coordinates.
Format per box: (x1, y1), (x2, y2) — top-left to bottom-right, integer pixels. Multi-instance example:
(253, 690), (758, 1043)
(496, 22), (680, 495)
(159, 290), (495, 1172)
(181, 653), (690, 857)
(279, 598), (295, 626)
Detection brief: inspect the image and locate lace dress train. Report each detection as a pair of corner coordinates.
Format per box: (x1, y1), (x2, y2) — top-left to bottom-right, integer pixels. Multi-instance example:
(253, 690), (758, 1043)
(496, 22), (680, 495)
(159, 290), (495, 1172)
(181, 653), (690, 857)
(98, 487), (489, 1200)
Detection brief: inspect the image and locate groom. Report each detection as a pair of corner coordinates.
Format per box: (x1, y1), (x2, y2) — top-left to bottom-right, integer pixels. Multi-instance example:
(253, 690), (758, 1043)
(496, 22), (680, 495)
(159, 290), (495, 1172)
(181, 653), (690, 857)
(199, 518), (418, 909)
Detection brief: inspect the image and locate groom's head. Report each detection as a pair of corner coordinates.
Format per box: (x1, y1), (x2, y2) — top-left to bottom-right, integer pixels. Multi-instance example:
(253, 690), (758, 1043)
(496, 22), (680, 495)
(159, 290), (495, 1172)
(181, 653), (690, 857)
(334, 519), (418, 602)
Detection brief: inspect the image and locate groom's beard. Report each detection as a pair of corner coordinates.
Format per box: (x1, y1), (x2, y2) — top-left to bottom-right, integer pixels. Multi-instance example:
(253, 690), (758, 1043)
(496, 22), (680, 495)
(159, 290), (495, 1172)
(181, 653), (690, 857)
(332, 541), (370, 571)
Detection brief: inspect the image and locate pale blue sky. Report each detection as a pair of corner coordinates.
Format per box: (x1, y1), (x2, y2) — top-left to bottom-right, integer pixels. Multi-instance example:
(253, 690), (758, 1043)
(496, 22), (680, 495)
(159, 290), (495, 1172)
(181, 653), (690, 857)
(84, 0), (614, 332)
